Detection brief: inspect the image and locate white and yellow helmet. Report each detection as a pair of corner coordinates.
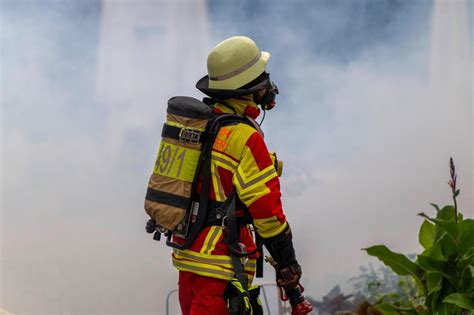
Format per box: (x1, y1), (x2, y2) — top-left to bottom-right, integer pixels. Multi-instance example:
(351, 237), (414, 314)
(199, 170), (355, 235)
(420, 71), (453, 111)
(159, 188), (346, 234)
(196, 36), (271, 99)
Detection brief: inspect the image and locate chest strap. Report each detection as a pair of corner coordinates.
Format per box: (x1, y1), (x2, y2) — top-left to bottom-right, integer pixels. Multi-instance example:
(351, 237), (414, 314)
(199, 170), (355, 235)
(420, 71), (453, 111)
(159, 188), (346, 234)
(205, 200), (252, 227)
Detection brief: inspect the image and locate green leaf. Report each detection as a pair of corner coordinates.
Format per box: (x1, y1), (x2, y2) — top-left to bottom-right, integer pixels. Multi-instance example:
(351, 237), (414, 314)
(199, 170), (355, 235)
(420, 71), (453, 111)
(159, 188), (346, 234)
(364, 245), (426, 295)
(460, 264), (472, 292)
(457, 250), (474, 270)
(439, 232), (458, 259)
(417, 255), (458, 290)
(419, 214), (460, 260)
(426, 272), (443, 295)
(426, 289), (441, 312)
(433, 302), (459, 315)
(443, 293), (474, 310)
(433, 302), (453, 315)
(460, 219), (474, 256)
(418, 213), (459, 245)
(454, 189), (460, 198)
(430, 203), (441, 212)
(470, 266), (474, 291)
(419, 220), (436, 249)
(421, 242), (444, 260)
(437, 206), (456, 221)
(374, 303), (418, 314)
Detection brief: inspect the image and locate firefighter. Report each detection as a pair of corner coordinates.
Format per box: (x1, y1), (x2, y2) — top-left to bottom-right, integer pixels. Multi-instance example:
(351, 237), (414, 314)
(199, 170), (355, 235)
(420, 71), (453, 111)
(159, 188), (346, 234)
(173, 36), (313, 315)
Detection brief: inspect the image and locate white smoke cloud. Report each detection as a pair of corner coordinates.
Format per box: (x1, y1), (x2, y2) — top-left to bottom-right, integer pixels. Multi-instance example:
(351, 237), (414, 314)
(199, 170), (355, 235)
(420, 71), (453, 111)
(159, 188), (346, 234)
(1, 0), (472, 313)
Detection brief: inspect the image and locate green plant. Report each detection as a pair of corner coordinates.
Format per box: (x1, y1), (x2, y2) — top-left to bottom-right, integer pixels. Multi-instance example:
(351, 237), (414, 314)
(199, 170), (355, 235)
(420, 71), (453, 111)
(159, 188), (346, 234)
(363, 158), (474, 315)
(350, 262), (418, 308)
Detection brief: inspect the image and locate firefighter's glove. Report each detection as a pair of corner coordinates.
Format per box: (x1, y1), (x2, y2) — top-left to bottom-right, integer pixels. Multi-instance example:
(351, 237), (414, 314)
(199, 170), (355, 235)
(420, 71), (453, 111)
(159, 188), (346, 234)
(224, 279), (263, 315)
(263, 224), (302, 288)
(263, 225), (298, 267)
(276, 262), (302, 289)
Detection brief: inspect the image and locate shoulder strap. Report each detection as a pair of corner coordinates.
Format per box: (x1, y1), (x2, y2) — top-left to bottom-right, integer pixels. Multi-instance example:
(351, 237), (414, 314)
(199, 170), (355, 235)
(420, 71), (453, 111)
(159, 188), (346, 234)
(226, 193), (250, 293)
(166, 114), (255, 250)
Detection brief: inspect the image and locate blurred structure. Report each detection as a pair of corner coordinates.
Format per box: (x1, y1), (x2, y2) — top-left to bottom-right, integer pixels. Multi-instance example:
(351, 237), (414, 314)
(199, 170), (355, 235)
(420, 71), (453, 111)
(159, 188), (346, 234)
(96, 0), (209, 151)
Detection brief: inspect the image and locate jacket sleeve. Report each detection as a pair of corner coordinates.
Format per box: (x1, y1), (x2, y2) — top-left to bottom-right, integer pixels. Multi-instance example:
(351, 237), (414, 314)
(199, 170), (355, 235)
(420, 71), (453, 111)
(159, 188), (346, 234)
(232, 131), (288, 238)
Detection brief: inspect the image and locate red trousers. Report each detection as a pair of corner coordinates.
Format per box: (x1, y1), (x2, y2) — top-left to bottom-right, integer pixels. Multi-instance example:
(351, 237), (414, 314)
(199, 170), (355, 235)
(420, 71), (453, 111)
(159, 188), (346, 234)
(178, 271), (228, 315)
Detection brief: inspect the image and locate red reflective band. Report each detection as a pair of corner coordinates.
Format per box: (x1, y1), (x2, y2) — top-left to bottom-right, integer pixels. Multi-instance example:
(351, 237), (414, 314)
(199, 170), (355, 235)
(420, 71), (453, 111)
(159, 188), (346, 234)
(245, 132), (274, 171)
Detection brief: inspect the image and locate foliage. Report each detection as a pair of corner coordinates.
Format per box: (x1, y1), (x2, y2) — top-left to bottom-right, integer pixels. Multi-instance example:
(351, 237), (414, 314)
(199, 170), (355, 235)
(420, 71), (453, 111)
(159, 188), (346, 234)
(306, 285), (355, 315)
(363, 158), (474, 315)
(350, 261), (419, 308)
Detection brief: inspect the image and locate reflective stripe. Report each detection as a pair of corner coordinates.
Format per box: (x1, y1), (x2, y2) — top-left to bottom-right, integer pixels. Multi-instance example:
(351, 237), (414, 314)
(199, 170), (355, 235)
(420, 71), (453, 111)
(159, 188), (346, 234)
(235, 179), (270, 207)
(173, 259), (234, 280)
(211, 163), (226, 202)
(208, 228), (223, 254)
(253, 218), (288, 238)
(235, 165), (277, 191)
(173, 249), (256, 270)
(165, 120), (206, 132)
(175, 249), (233, 267)
(173, 255), (256, 283)
(201, 226), (222, 255)
(212, 152), (238, 171)
(210, 52), (262, 81)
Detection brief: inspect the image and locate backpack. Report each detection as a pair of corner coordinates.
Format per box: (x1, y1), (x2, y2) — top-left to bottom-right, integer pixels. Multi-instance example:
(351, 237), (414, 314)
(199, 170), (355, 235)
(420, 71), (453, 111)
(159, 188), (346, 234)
(144, 96), (253, 250)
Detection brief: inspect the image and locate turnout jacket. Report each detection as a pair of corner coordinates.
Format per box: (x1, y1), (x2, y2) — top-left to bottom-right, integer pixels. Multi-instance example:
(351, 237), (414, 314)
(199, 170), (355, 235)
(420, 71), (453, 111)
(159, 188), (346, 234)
(172, 98), (288, 283)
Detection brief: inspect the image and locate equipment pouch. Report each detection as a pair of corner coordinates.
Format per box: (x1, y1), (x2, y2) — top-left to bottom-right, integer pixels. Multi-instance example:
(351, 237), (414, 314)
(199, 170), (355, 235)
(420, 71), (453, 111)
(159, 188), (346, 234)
(224, 279), (263, 315)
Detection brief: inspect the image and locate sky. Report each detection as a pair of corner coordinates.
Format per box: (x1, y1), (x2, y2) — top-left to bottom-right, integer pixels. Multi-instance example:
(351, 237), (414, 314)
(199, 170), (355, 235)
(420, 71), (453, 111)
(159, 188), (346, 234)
(1, 0), (473, 314)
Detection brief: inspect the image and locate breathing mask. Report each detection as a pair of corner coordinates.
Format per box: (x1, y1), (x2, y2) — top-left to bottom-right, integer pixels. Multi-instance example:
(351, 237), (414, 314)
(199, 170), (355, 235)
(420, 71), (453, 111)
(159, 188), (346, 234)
(257, 80), (279, 111)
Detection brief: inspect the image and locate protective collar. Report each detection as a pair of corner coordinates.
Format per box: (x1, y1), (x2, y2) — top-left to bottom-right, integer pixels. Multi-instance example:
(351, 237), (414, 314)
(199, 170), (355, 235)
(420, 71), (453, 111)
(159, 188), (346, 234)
(213, 96), (260, 120)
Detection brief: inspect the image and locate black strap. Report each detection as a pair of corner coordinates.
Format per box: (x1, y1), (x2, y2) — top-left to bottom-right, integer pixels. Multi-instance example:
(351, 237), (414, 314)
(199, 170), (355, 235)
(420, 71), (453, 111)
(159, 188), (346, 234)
(205, 200), (253, 227)
(255, 232), (264, 278)
(226, 193), (250, 293)
(167, 138), (213, 249)
(145, 188), (189, 209)
(161, 124), (204, 144)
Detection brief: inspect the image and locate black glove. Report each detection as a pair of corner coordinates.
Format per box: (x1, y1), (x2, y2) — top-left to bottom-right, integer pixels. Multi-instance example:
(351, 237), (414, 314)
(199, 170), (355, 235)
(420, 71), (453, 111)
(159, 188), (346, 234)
(276, 263), (302, 290)
(263, 224), (302, 289)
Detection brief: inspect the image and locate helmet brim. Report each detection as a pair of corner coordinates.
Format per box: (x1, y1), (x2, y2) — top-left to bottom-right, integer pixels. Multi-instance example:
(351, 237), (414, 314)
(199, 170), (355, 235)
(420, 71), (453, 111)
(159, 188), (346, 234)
(196, 74), (269, 101)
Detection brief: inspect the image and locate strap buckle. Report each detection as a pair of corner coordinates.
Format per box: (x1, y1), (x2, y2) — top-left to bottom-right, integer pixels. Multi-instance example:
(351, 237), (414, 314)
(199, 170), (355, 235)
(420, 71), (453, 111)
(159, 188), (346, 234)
(179, 128), (201, 144)
(221, 215), (228, 230)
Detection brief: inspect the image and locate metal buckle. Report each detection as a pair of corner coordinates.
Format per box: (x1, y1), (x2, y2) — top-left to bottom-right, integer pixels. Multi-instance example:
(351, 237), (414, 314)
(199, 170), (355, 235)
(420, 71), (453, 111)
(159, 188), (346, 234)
(179, 128), (201, 144)
(221, 216), (228, 230)
(238, 242), (248, 264)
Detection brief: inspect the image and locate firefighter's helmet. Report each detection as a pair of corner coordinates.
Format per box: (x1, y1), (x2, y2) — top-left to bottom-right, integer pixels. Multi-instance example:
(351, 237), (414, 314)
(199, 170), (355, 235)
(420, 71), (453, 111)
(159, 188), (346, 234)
(206, 36), (270, 90)
(196, 36), (272, 100)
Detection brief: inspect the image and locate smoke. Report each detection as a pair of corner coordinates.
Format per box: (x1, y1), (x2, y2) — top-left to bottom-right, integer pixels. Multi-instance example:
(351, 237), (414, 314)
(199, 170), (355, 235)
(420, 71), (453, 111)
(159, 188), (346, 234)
(1, 0), (473, 313)
(1, 0), (208, 313)
(207, 0), (472, 295)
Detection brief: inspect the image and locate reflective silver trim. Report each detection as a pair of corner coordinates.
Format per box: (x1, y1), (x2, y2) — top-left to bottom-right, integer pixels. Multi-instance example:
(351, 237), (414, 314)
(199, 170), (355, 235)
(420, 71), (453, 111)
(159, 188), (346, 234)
(210, 52), (262, 81)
